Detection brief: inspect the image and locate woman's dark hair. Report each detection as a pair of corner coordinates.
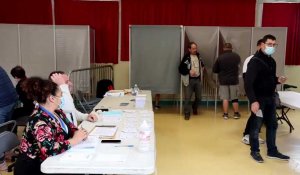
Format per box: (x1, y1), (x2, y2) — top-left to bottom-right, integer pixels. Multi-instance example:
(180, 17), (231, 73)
(21, 77), (59, 104)
(10, 66), (26, 79)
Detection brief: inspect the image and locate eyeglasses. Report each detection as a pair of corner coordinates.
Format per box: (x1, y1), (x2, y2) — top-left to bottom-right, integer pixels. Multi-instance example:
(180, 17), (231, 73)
(53, 95), (63, 99)
(265, 43), (278, 47)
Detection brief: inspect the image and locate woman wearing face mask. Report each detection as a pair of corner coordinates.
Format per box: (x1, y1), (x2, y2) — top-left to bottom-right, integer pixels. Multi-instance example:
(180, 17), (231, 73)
(14, 77), (88, 175)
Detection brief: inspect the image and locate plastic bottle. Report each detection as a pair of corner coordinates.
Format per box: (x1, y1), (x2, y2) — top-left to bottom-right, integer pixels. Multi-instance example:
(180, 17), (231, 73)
(138, 120), (151, 152)
(132, 84), (139, 96)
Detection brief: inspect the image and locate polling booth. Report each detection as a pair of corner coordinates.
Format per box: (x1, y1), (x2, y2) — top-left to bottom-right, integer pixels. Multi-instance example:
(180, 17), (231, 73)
(128, 25), (287, 113)
(129, 25), (183, 95)
(0, 24), (94, 81)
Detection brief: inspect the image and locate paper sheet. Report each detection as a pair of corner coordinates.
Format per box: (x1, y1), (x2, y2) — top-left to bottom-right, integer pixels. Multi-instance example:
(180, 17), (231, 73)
(60, 152), (94, 162)
(70, 136), (98, 151)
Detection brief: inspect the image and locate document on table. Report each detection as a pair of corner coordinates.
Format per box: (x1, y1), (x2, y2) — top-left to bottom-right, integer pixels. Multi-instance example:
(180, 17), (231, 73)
(102, 110), (123, 123)
(60, 152), (94, 162)
(70, 136), (98, 151)
(89, 126), (118, 138)
(104, 90), (125, 97)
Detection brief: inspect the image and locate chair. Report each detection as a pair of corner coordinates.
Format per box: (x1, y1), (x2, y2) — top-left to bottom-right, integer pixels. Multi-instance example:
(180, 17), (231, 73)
(276, 84), (298, 133)
(74, 90), (100, 113)
(0, 120), (20, 172)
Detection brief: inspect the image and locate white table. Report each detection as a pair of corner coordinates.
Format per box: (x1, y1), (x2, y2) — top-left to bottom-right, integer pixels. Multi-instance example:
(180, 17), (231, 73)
(277, 91), (300, 133)
(41, 91), (156, 175)
(95, 90), (153, 111)
(278, 91), (300, 109)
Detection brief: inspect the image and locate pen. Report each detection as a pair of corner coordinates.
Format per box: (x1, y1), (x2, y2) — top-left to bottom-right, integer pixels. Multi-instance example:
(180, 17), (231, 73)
(114, 145), (134, 147)
(97, 125), (116, 127)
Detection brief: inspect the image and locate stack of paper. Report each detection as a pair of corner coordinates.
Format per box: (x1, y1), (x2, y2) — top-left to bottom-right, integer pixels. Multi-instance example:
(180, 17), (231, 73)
(104, 90), (125, 97)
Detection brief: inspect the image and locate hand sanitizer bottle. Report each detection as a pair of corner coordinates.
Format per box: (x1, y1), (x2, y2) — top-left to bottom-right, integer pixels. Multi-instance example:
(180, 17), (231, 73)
(138, 120), (151, 152)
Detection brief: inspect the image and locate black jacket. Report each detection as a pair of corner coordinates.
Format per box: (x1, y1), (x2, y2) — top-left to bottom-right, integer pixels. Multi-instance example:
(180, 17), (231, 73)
(244, 49), (278, 104)
(213, 50), (241, 85)
(178, 53), (204, 76)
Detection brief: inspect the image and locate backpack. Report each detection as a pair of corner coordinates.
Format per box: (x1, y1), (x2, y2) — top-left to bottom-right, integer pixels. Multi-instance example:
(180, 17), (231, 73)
(96, 79), (114, 98)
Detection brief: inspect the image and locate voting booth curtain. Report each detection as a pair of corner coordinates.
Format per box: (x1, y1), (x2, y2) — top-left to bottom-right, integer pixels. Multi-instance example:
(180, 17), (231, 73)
(0, 24), (92, 79)
(130, 26), (287, 96)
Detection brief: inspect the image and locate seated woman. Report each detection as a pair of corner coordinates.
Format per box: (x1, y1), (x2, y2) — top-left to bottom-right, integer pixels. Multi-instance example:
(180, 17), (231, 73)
(14, 77), (88, 175)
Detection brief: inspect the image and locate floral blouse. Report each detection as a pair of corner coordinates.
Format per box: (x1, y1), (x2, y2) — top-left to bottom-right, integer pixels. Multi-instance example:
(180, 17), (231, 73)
(19, 107), (77, 161)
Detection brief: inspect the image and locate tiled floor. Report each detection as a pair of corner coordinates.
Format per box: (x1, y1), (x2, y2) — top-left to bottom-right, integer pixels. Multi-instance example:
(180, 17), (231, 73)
(1, 106), (300, 175)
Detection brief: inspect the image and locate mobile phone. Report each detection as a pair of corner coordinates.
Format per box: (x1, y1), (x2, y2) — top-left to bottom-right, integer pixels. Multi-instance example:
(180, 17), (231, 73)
(95, 108), (109, 112)
(120, 102), (129, 106)
(101, 139), (121, 143)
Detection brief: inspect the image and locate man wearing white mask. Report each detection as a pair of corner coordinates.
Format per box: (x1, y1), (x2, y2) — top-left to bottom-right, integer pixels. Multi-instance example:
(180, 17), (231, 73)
(245, 34), (289, 163)
(50, 71), (98, 126)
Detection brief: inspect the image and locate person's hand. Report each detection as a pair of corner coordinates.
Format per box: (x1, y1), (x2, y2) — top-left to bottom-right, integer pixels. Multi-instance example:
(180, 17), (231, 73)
(190, 69), (196, 76)
(278, 76), (287, 84)
(87, 112), (98, 122)
(251, 101), (260, 114)
(51, 73), (66, 86)
(69, 129), (88, 146)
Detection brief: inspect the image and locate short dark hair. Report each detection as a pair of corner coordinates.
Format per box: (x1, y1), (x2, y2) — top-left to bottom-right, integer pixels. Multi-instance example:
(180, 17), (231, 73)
(224, 43), (232, 49)
(11, 66), (26, 79)
(22, 77), (58, 104)
(49, 71), (65, 80)
(256, 39), (264, 46)
(188, 42), (197, 49)
(262, 34), (276, 43)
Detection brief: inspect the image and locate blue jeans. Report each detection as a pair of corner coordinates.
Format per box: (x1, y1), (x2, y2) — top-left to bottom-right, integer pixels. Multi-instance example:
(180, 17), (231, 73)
(249, 96), (278, 154)
(0, 102), (16, 124)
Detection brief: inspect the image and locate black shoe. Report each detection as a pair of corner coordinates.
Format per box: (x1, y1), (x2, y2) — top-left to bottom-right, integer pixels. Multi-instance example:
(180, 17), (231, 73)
(267, 151), (290, 161)
(154, 105), (161, 110)
(233, 112), (241, 119)
(184, 113), (190, 120)
(193, 108), (198, 115)
(223, 113), (229, 120)
(250, 152), (264, 163)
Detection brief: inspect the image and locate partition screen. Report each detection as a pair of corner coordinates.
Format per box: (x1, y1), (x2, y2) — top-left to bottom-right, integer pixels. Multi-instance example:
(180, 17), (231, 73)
(0, 24), (20, 82)
(130, 25), (182, 94)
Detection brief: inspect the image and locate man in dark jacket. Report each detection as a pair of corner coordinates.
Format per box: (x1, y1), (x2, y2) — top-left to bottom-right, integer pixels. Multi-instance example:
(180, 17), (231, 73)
(245, 34), (289, 163)
(179, 42), (204, 120)
(10, 66), (35, 118)
(0, 66), (18, 171)
(213, 43), (241, 120)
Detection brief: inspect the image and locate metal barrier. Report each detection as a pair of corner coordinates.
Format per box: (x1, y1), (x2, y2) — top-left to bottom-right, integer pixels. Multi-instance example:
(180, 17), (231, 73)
(68, 64), (114, 112)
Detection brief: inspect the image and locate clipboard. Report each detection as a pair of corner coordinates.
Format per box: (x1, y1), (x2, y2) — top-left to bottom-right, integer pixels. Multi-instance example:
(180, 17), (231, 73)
(89, 125), (118, 139)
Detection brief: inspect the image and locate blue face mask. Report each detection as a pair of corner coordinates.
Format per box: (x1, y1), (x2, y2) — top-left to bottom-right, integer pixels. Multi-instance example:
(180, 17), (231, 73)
(264, 46), (275, 55)
(59, 96), (65, 109)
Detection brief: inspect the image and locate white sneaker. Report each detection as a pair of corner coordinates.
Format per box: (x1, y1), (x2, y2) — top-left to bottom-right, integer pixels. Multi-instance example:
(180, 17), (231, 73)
(242, 134), (250, 145)
(0, 161), (7, 171)
(259, 137), (265, 144)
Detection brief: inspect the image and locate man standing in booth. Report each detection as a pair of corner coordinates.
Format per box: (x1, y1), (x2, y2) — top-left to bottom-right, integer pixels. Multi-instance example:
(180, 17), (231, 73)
(179, 42), (205, 120)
